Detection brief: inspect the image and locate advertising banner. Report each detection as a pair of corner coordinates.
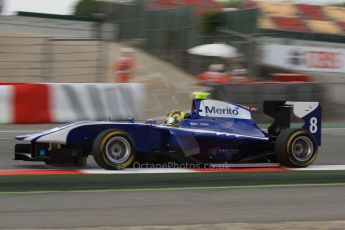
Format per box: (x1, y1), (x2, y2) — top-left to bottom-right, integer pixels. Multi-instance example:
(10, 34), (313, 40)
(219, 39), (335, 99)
(262, 44), (345, 73)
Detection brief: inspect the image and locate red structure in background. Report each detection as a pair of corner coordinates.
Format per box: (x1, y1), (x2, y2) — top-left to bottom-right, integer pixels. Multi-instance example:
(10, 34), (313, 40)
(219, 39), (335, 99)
(295, 4), (328, 21)
(196, 71), (230, 85)
(271, 17), (310, 32)
(241, 0), (257, 8)
(114, 56), (135, 83)
(271, 73), (312, 82)
(14, 84), (51, 123)
(147, 0), (222, 13)
(0, 83), (52, 123)
(241, 2), (344, 35)
(338, 21), (345, 32)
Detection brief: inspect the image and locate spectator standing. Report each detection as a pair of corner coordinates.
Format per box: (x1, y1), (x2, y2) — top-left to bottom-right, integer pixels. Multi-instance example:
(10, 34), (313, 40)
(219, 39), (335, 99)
(113, 48), (135, 83)
(196, 64), (230, 85)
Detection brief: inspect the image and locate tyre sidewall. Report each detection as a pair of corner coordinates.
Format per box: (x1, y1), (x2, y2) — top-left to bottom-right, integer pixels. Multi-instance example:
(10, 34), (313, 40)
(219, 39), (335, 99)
(275, 128), (318, 167)
(93, 130), (135, 170)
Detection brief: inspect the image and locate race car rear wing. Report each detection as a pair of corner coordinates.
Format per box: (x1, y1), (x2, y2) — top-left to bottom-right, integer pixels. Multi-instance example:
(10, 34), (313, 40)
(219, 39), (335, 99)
(263, 101), (321, 146)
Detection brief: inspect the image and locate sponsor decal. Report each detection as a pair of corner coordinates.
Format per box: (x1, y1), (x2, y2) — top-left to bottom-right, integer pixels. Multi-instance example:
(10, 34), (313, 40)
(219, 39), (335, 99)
(189, 122), (209, 126)
(198, 99), (251, 119)
(205, 106), (239, 115)
(288, 49), (342, 69)
(263, 44), (345, 73)
(304, 51), (342, 69)
(288, 49), (304, 66)
(208, 146), (240, 158)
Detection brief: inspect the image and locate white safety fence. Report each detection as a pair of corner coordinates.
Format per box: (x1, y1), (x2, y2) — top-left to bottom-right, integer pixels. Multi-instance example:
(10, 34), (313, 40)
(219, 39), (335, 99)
(0, 83), (145, 124)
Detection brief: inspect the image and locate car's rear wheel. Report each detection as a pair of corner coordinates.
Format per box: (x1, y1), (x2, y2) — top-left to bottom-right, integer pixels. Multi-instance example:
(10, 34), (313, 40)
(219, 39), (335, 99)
(93, 130), (135, 170)
(275, 128), (317, 168)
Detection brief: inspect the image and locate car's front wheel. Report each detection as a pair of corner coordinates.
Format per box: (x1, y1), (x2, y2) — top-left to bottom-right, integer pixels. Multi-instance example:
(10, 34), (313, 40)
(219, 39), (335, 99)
(275, 128), (318, 168)
(93, 130), (135, 170)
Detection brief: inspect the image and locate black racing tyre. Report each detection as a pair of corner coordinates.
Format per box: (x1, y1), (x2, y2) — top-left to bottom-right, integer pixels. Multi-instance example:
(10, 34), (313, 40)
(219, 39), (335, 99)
(275, 128), (318, 168)
(92, 130), (135, 170)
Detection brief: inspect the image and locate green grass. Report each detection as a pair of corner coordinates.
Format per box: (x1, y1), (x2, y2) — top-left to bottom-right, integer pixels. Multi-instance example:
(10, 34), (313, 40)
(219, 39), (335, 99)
(1, 170), (345, 193)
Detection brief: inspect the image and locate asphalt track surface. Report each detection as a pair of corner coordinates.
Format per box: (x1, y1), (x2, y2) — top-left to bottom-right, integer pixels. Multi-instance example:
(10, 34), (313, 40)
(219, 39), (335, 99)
(0, 124), (345, 229)
(1, 186), (345, 229)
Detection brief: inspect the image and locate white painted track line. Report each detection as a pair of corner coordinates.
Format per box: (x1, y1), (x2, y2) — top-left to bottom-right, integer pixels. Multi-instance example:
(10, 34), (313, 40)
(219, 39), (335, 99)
(1, 165), (345, 176)
(82, 165), (345, 174)
(82, 168), (194, 174)
(292, 165), (345, 171)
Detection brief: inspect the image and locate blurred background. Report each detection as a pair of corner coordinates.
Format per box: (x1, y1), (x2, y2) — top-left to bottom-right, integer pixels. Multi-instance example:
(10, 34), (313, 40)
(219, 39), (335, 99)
(0, 0), (344, 120)
(1, 2), (345, 229)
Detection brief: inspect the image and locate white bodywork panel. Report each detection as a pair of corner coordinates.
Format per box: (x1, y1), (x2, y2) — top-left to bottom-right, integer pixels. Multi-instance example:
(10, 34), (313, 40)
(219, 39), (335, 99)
(199, 99), (251, 120)
(20, 121), (132, 144)
(286, 101), (319, 118)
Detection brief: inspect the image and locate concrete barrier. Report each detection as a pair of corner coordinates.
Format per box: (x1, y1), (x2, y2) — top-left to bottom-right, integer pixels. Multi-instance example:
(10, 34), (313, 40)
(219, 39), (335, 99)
(0, 83), (145, 124)
(326, 83), (345, 107)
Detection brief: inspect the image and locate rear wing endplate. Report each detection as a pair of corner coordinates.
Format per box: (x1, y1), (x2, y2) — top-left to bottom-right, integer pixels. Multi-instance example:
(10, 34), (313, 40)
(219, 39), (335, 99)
(264, 101), (321, 146)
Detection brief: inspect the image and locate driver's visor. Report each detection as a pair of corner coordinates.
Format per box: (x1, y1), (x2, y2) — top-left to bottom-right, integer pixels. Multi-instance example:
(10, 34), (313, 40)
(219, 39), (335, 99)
(165, 118), (175, 125)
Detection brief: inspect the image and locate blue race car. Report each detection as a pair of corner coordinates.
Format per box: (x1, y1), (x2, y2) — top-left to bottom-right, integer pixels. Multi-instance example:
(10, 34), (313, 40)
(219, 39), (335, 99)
(14, 92), (321, 169)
